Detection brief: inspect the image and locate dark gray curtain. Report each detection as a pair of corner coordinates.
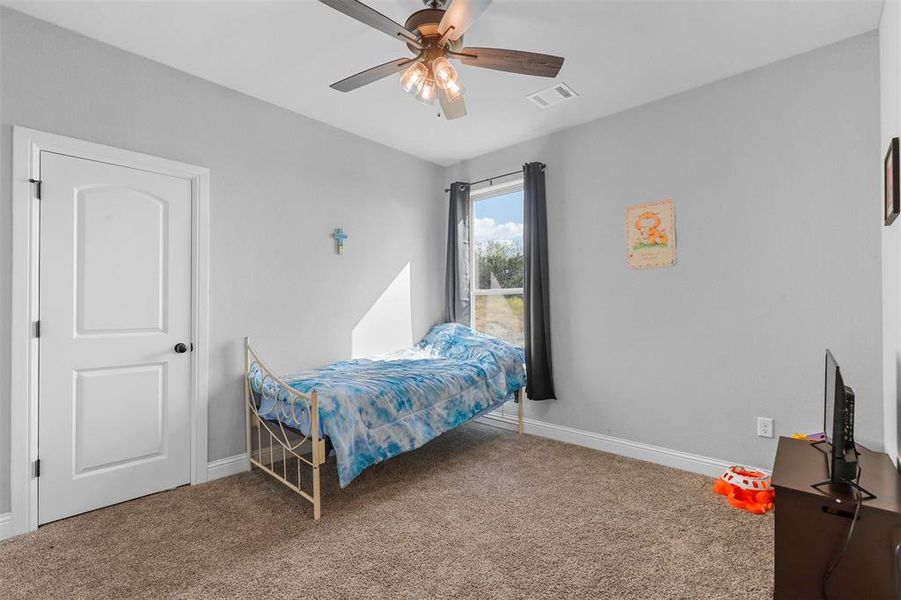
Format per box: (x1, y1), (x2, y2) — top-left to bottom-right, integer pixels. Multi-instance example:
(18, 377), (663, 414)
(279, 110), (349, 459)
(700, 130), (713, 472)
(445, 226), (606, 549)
(523, 163), (556, 400)
(444, 182), (471, 324)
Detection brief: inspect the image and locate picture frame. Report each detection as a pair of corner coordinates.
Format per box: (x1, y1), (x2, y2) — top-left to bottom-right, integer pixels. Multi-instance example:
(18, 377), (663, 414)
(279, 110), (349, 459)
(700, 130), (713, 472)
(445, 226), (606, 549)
(886, 137), (899, 226)
(626, 199), (676, 269)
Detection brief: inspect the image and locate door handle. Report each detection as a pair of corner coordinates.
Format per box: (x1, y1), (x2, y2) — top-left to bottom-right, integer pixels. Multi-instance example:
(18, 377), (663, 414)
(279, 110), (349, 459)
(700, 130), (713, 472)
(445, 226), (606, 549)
(174, 343), (188, 354)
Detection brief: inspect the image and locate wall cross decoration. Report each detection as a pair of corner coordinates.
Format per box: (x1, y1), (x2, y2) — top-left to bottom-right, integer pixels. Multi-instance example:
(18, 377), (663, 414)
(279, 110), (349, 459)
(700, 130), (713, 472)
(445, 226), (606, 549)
(332, 228), (348, 254)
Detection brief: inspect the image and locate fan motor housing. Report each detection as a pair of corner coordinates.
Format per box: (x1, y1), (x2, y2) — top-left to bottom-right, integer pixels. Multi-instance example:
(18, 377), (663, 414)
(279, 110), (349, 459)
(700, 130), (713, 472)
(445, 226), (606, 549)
(404, 8), (462, 53)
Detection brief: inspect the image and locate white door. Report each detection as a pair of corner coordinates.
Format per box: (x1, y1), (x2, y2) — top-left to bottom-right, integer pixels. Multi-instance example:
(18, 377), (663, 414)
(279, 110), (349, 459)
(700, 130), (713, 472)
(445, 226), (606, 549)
(38, 151), (193, 524)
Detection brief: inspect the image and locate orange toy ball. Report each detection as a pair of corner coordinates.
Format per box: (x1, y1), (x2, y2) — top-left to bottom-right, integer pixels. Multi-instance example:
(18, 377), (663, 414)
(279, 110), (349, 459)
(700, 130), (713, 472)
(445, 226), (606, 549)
(713, 465), (775, 514)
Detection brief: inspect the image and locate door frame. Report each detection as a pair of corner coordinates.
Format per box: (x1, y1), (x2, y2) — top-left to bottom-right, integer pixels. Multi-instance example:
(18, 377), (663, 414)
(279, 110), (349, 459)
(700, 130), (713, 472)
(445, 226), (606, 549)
(9, 126), (211, 537)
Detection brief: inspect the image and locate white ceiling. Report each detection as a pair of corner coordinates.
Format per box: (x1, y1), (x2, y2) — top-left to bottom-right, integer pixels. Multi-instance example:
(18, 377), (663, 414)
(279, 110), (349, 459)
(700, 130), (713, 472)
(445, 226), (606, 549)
(4, 0), (884, 166)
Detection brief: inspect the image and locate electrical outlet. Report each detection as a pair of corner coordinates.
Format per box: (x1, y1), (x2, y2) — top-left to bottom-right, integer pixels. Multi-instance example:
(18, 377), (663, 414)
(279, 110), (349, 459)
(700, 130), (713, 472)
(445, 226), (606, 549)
(757, 417), (774, 438)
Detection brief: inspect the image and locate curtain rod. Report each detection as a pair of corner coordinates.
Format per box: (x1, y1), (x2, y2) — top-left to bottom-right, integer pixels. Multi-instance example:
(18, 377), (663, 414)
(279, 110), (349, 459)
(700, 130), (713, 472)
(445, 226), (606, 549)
(444, 164), (545, 193)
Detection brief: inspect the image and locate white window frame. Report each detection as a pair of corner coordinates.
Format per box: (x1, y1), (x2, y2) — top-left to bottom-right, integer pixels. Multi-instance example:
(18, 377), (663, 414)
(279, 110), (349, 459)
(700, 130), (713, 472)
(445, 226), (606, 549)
(468, 176), (525, 331)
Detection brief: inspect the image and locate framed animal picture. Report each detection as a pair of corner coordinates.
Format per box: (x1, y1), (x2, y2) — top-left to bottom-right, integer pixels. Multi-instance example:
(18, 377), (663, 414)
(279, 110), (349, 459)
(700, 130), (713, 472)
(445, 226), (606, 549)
(626, 199), (676, 269)
(886, 137), (899, 226)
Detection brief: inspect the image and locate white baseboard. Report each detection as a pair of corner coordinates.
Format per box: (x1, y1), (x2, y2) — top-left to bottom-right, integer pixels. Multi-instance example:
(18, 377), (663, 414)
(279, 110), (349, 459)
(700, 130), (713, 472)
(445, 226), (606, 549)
(0, 513), (13, 542)
(207, 453), (250, 481)
(477, 410), (770, 478)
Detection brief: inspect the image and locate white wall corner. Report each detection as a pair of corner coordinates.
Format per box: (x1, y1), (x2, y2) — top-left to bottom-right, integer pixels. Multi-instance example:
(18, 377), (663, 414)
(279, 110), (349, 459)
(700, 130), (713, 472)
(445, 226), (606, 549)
(207, 454), (250, 481)
(477, 411), (769, 478)
(0, 513), (14, 542)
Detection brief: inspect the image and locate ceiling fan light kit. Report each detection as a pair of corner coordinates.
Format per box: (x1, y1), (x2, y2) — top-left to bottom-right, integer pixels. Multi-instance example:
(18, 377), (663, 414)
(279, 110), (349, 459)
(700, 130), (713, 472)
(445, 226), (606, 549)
(400, 61), (429, 94)
(319, 0), (565, 120)
(415, 77), (438, 105)
(444, 78), (465, 102)
(431, 57), (458, 88)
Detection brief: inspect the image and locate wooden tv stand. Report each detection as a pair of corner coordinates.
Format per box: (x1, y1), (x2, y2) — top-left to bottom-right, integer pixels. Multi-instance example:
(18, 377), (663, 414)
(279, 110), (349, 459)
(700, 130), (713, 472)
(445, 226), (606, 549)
(772, 436), (901, 599)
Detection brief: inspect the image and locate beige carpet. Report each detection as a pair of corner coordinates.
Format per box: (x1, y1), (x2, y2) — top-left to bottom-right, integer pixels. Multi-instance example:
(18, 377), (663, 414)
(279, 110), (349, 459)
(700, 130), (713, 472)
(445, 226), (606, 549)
(0, 423), (773, 599)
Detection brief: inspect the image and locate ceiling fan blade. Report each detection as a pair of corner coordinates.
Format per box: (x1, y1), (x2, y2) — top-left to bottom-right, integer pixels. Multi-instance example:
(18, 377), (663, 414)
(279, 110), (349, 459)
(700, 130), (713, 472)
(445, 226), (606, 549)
(438, 0), (492, 43)
(319, 0), (414, 44)
(459, 47), (564, 78)
(330, 58), (414, 92)
(438, 88), (467, 120)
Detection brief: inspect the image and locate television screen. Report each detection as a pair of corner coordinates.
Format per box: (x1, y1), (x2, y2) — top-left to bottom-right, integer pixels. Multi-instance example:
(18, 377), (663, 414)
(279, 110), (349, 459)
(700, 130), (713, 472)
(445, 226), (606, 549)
(823, 349), (858, 483)
(824, 349), (837, 442)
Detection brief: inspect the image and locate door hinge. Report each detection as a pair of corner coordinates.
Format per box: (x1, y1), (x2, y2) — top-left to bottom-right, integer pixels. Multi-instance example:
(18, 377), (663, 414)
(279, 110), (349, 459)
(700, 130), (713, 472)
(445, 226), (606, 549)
(28, 178), (42, 200)
(35, 459), (40, 478)
(34, 320), (40, 339)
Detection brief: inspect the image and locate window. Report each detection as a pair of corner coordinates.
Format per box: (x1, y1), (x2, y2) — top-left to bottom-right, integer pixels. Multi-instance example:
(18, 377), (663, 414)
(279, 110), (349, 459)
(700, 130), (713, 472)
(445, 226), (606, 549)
(471, 181), (524, 347)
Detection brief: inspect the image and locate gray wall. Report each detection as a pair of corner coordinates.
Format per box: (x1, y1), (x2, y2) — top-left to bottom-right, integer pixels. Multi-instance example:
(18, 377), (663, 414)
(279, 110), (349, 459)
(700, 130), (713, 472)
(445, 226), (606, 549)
(447, 32), (883, 470)
(0, 8), (884, 515)
(0, 8), (446, 512)
(881, 0), (901, 465)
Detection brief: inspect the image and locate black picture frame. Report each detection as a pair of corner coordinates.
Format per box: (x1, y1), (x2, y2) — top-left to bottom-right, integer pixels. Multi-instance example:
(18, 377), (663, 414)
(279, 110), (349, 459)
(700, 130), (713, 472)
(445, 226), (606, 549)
(886, 137), (900, 226)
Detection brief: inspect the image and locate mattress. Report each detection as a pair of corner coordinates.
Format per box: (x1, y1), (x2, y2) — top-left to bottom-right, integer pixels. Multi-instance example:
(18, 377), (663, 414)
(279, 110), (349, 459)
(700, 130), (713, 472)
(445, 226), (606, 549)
(247, 323), (526, 487)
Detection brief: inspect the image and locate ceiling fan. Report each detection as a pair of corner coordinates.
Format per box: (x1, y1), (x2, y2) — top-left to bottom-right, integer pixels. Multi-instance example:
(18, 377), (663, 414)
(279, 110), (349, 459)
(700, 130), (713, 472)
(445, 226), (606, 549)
(319, 0), (565, 120)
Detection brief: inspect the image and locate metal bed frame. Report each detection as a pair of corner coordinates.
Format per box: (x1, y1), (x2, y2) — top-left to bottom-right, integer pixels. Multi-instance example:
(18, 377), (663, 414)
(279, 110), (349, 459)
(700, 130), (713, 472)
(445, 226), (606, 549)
(243, 337), (524, 520)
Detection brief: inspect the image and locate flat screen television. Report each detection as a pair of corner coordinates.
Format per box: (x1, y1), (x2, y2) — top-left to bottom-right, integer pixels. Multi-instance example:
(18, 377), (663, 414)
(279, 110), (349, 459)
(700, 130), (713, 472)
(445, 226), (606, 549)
(823, 350), (858, 484)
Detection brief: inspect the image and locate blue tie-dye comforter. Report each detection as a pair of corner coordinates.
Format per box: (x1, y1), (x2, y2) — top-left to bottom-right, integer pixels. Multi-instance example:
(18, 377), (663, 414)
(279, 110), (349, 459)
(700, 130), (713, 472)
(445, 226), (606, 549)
(247, 323), (526, 487)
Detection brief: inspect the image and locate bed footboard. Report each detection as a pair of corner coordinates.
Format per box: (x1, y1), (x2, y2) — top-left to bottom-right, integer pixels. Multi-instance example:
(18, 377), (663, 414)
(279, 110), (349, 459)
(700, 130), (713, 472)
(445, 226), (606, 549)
(244, 337), (323, 520)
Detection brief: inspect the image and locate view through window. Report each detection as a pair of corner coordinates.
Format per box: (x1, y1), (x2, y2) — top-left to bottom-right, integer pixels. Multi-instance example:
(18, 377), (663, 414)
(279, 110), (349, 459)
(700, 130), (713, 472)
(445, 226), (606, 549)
(472, 186), (524, 347)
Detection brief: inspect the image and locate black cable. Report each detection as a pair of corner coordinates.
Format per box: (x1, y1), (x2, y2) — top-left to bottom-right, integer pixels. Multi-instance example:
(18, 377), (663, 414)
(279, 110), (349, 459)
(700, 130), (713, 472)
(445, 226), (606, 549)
(822, 464), (864, 600)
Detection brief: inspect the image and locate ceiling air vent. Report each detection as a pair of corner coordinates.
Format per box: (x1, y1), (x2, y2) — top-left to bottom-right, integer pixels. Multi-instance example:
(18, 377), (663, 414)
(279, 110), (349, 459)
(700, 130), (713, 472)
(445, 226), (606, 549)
(527, 82), (578, 109)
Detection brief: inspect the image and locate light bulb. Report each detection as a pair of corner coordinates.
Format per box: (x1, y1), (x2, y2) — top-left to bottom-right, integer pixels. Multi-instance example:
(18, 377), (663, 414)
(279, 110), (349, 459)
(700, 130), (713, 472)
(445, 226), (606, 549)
(400, 62), (428, 95)
(444, 78), (465, 101)
(415, 77), (437, 105)
(431, 57), (458, 90)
